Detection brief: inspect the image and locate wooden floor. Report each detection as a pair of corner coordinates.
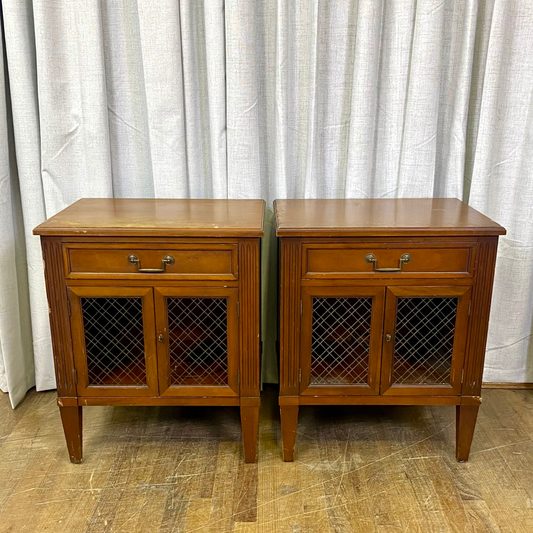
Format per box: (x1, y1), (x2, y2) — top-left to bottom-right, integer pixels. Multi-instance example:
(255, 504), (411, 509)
(0, 387), (532, 532)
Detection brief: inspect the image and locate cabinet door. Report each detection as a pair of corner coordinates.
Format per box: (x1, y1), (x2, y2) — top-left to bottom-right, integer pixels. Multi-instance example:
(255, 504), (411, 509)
(69, 287), (158, 396)
(300, 287), (385, 395)
(155, 287), (239, 397)
(380, 286), (471, 396)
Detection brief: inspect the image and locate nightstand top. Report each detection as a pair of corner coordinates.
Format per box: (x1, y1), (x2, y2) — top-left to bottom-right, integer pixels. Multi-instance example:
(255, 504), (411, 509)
(274, 198), (505, 237)
(34, 198), (265, 238)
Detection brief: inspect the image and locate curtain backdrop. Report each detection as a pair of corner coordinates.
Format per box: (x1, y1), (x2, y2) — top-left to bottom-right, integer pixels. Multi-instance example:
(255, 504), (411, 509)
(1, 0), (532, 408)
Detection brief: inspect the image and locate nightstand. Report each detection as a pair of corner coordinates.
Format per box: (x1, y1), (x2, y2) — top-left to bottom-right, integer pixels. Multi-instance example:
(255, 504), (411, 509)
(275, 198), (505, 461)
(34, 198), (264, 463)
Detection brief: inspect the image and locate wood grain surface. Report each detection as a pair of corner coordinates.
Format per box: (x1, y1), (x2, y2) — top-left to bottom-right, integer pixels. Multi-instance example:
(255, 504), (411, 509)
(1, 386), (532, 532)
(34, 198), (265, 237)
(274, 198), (506, 237)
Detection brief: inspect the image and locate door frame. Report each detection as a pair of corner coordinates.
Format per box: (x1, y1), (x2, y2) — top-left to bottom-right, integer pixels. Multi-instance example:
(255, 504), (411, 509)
(68, 286), (158, 397)
(380, 286), (472, 396)
(300, 286), (385, 396)
(154, 287), (239, 397)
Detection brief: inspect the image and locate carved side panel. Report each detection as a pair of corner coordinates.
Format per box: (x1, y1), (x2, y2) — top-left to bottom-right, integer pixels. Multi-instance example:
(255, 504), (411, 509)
(279, 239), (301, 396)
(462, 237), (499, 396)
(238, 239), (261, 397)
(41, 237), (76, 397)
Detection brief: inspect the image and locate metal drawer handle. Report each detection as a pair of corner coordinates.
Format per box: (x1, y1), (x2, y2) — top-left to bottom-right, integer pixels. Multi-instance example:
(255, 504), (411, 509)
(365, 253), (411, 272)
(128, 254), (175, 273)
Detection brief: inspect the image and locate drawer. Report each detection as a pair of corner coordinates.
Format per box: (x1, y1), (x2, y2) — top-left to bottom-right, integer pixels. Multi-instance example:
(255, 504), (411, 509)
(64, 243), (238, 280)
(302, 243), (474, 278)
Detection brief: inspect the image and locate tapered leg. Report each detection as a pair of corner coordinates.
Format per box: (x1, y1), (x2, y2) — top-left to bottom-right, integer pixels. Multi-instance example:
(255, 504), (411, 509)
(59, 406), (83, 464)
(280, 405), (299, 462)
(240, 404), (260, 463)
(456, 404), (479, 462)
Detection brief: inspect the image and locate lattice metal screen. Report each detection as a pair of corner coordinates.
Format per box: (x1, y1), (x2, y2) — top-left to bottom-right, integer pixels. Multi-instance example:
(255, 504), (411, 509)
(310, 297), (373, 385)
(392, 297), (458, 385)
(81, 297), (147, 386)
(167, 297), (228, 386)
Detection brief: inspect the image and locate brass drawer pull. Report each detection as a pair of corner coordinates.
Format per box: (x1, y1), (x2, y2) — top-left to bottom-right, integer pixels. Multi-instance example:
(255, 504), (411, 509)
(128, 254), (175, 273)
(365, 253), (411, 272)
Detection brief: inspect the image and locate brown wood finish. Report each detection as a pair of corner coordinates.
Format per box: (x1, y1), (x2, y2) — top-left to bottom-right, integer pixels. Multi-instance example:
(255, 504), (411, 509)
(34, 198), (265, 237)
(77, 396), (242, 406)
(292, 395), (464, 406)
(67, 278), (240, 288)
(280, 404), (299, 462)
(59, 405), (82, 464)
(456, 404), (480, 461)
(303, 242), (474, 278)
(65, 242), (238, 280)
(301, 277), (473, 287)
(275, 198), (506, 237)
(463, 237), (499, 397)
(279, 239), (302, 397)
(240, 397), (261, 463)
(276, 198), (504, 462)
(238, 240), (261, 398)
(41, 238), (77, 398)
(237, 241), (262, 462)
(34, 199), (264, 463)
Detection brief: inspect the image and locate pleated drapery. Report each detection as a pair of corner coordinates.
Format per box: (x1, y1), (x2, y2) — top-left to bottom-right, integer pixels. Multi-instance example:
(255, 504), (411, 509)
(1, 0), (532, 407)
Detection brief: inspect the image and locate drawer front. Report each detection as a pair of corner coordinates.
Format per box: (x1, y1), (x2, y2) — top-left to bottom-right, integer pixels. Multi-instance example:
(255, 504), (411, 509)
(303, 243), (474, 279)
(64, 243), (238, 280)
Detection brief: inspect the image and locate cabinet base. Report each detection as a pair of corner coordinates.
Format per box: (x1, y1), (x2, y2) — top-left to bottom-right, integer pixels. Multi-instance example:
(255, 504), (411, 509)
(74, 396), (242, 407)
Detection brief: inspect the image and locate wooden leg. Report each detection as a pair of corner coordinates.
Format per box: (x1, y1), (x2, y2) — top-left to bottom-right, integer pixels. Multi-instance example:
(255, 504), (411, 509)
(280, 405), (299, 462)
(59, 406), (83, 464)
(240, 404), (260, 463)
(456, 404), (479, 462)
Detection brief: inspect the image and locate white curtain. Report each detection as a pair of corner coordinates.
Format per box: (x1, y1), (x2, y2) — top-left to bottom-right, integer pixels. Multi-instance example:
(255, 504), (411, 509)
(1, 0), (532, 408)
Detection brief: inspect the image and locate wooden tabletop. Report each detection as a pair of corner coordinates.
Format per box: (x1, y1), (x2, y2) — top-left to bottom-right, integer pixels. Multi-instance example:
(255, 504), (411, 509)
(274, 198), (505, 237)
(34, 199), (265, 237)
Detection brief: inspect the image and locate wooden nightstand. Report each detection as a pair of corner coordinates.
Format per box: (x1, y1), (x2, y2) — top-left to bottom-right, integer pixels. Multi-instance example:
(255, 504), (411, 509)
(34, 198), (264, 463)
(275, 198), (505, 462)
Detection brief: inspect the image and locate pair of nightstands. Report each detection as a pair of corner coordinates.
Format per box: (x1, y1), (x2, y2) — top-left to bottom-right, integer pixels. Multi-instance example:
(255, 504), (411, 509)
(34, 198), (505, 463)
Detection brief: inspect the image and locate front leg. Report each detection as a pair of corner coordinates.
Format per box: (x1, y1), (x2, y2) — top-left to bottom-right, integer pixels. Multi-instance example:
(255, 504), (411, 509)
(240, 398), (260, 463)
(59, 405), (83, 463)
(280, 404), (299, 461)
(456, 403), (480, 462)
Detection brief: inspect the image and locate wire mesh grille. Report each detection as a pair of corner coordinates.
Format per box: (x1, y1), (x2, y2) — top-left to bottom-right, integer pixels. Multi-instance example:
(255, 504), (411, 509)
(310, 297), (373, 385)
(167, 297), (228, 386)
(81, 297), (147, 386)
(392, 297), (458, 385)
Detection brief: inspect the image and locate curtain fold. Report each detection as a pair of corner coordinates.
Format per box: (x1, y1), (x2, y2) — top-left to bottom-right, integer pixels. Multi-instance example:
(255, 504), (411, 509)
(1, 0), (532, 407)
(468, 0), (533, 383)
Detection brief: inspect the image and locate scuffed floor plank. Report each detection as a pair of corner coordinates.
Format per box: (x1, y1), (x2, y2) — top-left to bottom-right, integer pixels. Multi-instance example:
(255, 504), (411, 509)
(0, 388), (532, 532)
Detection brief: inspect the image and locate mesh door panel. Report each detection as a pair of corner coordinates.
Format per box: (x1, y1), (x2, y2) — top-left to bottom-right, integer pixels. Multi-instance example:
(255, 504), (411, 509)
(392, 297), (458, 385)
(167, 297), (228, 386)
(81, 297), (147, 386)
(310, 297), (373, 385)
